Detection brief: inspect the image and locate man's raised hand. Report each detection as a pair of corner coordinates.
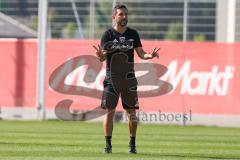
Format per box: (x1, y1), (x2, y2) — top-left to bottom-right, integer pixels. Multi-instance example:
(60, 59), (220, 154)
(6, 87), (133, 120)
(150, 47), (160, 59)
(93, 44), (107, 61)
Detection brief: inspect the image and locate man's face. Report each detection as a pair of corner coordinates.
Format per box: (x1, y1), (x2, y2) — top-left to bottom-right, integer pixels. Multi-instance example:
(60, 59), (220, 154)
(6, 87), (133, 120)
(113, 8), (128, 27)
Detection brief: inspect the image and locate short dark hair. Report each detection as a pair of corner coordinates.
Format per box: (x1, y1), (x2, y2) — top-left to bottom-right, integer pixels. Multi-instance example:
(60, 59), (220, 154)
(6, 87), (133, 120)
(112, 4), (128, 16)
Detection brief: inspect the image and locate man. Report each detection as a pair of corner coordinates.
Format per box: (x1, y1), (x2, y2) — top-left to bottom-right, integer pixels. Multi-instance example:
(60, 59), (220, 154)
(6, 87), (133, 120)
(93, 4), (160, 154)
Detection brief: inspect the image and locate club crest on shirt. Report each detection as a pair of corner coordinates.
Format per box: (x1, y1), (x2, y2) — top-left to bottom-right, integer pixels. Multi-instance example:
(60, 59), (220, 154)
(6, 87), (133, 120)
(119, 36), (126, 42)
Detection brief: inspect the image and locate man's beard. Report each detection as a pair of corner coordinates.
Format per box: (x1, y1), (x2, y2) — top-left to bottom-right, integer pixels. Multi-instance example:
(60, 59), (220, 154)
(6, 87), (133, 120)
(118, 19), (128, 27)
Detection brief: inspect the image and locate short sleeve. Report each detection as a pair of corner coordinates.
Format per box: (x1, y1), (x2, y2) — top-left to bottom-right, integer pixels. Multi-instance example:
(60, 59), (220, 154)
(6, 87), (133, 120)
(133, 30), (142, 48)
(100, 30), (110, 50)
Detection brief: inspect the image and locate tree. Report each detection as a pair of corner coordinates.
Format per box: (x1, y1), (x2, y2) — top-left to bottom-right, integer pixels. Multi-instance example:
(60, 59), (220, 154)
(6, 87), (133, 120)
(164, 22), (183, 41)
(193, 34), (206, 42)
(62, 22), (77, 38)
(29, 15), (38, 31)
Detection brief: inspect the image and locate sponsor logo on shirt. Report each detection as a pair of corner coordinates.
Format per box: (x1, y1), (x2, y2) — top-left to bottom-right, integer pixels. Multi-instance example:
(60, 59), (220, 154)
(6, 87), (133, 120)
(104, 39), (134, 53)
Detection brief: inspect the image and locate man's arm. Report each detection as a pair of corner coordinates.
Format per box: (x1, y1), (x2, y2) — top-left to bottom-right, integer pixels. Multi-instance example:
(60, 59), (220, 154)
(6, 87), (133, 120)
(94, 30), (109, 62)
(135, 47), (160, 60)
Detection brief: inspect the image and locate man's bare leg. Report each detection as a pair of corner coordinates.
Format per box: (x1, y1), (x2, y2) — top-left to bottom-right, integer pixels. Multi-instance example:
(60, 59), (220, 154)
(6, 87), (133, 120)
(126, 109), (137, 136)
(126, 109), (138, 154)
(103, 108), (115, 153)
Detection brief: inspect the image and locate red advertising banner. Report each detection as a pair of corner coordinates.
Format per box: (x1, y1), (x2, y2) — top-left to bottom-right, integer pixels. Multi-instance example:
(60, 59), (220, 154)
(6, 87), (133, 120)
(0, 39), (239, 115)
(0, 39), (37, 107)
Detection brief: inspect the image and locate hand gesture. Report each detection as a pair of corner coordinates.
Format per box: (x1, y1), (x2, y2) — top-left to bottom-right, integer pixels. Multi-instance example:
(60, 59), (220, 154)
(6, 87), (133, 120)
(93, 44), (107, 61)
(150, 47), (160, 59)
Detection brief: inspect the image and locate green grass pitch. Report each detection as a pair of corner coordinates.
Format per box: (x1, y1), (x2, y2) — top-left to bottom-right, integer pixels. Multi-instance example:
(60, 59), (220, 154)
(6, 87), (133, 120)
(0, 120), (240, 160)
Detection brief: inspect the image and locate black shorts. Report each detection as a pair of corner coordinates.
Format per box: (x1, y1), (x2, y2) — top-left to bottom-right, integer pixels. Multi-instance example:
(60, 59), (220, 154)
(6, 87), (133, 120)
(101, 79), (139, 110)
